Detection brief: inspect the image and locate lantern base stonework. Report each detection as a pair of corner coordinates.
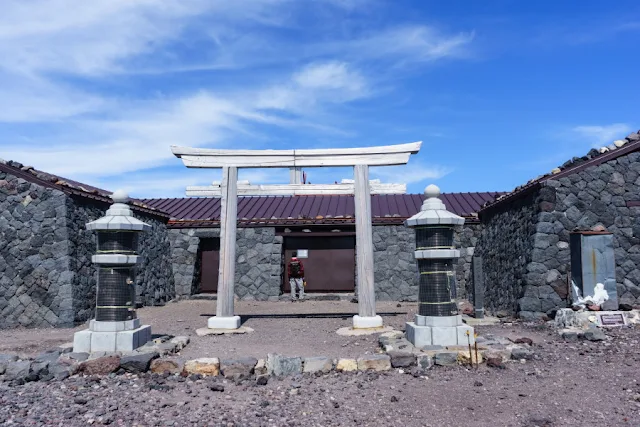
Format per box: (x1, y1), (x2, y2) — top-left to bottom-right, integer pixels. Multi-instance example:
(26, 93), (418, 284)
(405, 315), (474, 347)
(73, 321), (152, 353)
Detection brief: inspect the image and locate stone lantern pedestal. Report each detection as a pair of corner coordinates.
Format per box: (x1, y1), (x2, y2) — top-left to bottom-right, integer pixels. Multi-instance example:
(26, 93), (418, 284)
(73, 190), (152, 353)
(404, 185), (474, 348)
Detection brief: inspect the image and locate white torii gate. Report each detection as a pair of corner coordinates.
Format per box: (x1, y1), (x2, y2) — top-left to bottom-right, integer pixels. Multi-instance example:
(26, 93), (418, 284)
(171, 142), (422, 330)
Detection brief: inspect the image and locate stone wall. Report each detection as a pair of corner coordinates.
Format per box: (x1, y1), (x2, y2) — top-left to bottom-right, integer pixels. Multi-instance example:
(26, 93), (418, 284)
(543, 152), (640, 309)
(0, 175), (73, 328)
(455, 222), (482, 300)
(476, 189), (543, 317)
(0, 168), (175, 329)
(168, 227), (283, 301)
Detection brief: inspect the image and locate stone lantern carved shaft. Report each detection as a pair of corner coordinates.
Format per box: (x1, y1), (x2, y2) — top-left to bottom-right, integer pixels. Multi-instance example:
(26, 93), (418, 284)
(73, 190), (153, 353)
(404, 185), (475, 347)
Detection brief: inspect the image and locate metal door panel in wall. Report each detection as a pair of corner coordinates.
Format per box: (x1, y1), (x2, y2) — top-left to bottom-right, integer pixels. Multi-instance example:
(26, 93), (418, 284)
(283, 235), (355, 292)
(200, 238), (220, 293)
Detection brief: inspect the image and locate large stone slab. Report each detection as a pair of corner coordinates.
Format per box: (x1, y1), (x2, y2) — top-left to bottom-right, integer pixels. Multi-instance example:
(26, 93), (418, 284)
(303, 357), (333, 374)
(120, 352), (159, 373)
(184, 358), (220, 376)
(4, 360), (31, 382)
(266, 354), (302, 377)
(336, 359), (358, 372)
(220, 358), (258, 379)
(78, 355), (121, 376)
(357, 355), (391, 372)
(150, 359), (183, 375)
(387, 351), (416, 368)
(0, 354), (18, 375)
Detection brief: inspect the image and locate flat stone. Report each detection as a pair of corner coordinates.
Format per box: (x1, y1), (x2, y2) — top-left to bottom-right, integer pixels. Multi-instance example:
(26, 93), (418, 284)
(336, 326), (394, 336)
(220, 358), (258, 379)
(184, 358), (220, 376)
(416, 354), (433, 371)
(254, 359), (267, 375)
(387, 351), (416, 368)
(0, 354), (18, 375)
(303, 357), (333, 374)
(511, 347), (534, 361)
(559, 328), (582, 341)
(79, 355), (121, 376)
(584, 328), (606, 342)
(48, 357), (79, 380)
(357, 355), (391, 372)
(35, 350), (60, 363)
(457, 350), (483, 365)
(4, 360), (32, 382)
(434, 352), (458, 366)
(336, 358), (358, 372)
(169, 336), (190, 351)
(195, 326), (254, 336)
(150, 359), (183, 375)
(65, 352), (89, 362)
(266, 354), (302, 377)
(120, 352), (159, 373)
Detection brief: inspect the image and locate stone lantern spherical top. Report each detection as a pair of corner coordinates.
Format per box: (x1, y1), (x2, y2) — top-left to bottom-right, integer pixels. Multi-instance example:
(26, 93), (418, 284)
(110, 189), (130, 203)
(424, 184), (440, 198)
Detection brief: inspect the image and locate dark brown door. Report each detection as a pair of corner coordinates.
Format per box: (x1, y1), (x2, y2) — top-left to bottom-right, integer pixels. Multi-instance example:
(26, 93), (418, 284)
(200, 238), (220, 293)
(283, 236), (355, 292)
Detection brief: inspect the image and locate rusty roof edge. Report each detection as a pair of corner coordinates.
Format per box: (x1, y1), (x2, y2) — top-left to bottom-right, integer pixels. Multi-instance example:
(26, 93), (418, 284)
(0, 161), (170, 220)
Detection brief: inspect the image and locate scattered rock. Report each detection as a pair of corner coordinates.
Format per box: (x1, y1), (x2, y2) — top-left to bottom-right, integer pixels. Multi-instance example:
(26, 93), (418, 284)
(336, 359), (358, 372)
(474, 381), (483, 387)
(66, 352), (90, 362)
(416, 354), (433, 371)
(390, 396), (399, 402)
(434, 352), (458, 366)
(266, 354), (302, 377)
(79, 355), (121, 376)
(387, 351), (416, 368)
(619, 303), (633, 311)
(256, 374), (269, 386)
(495, 310), (510, 318)
(486, 357), (505, 369)
(513, 337), (533, 346)
(458, 300), (474, 315)
(457, 350), (483, 365)
(303, 357), (333, 374)
(560, 329), (581, 341)
(184, 358), (220, 376)
(0, 354), (18, 375)
(120, 352), (159, 373)
(254, 359), (267, 375)
(4, 360), (32, 382)
(150, 359), (183, 375)
(220, 358), (258, 379)
(584, 328), (606, 342)
(511, 347), (534, 361)
(357, 355), (391, 372)
(209, 384), (225, 392)
(169, 336), (190, 351)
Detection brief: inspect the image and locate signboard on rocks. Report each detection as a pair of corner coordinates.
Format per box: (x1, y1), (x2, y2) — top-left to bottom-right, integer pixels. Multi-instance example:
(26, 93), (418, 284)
(596, 312), (626, 327)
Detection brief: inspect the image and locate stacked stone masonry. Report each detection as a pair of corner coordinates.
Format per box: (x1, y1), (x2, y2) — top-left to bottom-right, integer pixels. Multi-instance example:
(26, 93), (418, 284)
(478, 150), (640, 319)
(0, 170), (174, 329)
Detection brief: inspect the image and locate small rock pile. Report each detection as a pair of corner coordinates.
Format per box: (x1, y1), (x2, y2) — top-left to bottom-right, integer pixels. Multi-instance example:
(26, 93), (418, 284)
(0, 335), (189, 385)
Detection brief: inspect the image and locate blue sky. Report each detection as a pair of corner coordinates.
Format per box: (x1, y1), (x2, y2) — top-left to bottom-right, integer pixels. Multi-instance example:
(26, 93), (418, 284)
(1, 0), (639, 198)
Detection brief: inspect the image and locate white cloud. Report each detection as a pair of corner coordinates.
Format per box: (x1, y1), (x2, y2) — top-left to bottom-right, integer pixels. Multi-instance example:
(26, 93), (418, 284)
(371, 162), (452, 185)
(571, 123), (632, 147)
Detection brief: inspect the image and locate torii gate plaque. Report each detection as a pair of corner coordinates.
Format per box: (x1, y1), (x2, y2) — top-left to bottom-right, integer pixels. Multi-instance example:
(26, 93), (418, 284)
(171, 142), (422, 330)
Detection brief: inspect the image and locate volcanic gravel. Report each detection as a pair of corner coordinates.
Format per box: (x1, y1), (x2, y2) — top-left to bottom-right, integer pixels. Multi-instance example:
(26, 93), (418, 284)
(1, 320), (639, 426)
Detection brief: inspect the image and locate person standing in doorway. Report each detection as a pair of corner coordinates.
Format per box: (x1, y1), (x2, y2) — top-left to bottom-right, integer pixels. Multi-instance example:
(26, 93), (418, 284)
(288, 252), (305, 301)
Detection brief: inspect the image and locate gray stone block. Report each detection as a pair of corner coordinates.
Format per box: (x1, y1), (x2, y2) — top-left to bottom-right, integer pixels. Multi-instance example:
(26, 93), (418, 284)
(303, 357), (333, 374)
(266, 354), (302, 377)
(434, 352), (458, 366)
(220, 358), (258, 379)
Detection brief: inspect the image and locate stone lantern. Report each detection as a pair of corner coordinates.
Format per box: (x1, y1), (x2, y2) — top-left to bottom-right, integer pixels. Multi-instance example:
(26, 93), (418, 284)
(73, 190), (152, 353)
(404, 184), (474, 347)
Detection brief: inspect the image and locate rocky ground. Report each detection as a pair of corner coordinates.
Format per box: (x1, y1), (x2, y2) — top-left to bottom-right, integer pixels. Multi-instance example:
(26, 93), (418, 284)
(1, 301), (639, 426)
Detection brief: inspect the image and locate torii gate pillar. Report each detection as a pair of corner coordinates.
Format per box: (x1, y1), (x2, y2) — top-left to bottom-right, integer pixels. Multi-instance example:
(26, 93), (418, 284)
(171, 142), (421, 330)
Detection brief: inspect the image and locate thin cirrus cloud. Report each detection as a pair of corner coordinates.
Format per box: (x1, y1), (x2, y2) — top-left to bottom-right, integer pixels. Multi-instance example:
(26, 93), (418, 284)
(571, 123), (632, 147)
(0, 0), (473, 197)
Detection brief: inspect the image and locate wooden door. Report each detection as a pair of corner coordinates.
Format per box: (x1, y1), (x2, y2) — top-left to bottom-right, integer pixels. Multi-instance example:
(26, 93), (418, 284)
(283, 236), (355, 292)
(200, 238), (220, 293)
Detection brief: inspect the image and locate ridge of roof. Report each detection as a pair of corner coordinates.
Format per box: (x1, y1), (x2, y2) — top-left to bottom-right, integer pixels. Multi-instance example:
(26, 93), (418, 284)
(0, 159), (169, 219)
(480, 130), (640, 213)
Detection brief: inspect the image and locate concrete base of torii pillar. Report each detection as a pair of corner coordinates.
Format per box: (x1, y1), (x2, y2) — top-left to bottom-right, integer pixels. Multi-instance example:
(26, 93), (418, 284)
(406, 315), (474, 347)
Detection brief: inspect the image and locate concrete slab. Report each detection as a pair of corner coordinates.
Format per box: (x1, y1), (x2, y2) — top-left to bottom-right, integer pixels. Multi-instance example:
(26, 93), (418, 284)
(336, 326), (394, 336)
(195, 326), (254, 337)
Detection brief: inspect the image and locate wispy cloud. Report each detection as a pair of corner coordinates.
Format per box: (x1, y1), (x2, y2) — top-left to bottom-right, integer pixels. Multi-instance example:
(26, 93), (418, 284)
(571, 123), (632, 147)
(0, 0), (472, 196)
(371, 162), (453, 185)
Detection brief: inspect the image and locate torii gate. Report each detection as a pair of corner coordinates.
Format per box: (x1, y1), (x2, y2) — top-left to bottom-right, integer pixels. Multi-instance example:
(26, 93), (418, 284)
(171, 142), (422, 330)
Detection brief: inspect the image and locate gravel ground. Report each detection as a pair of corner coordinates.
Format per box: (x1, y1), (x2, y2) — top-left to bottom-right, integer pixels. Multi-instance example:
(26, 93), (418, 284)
(1, 323), (639, 426)
(0, 300), (412, 360)
(1, 301), (640, 426)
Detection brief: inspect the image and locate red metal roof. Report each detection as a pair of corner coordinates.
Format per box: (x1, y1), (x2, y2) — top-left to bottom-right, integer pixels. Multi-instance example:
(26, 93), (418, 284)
(143, 192), (504, 227)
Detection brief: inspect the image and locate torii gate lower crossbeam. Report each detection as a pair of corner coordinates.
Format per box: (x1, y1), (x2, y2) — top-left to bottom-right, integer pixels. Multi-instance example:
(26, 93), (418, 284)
(171, 142), (422, 330)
